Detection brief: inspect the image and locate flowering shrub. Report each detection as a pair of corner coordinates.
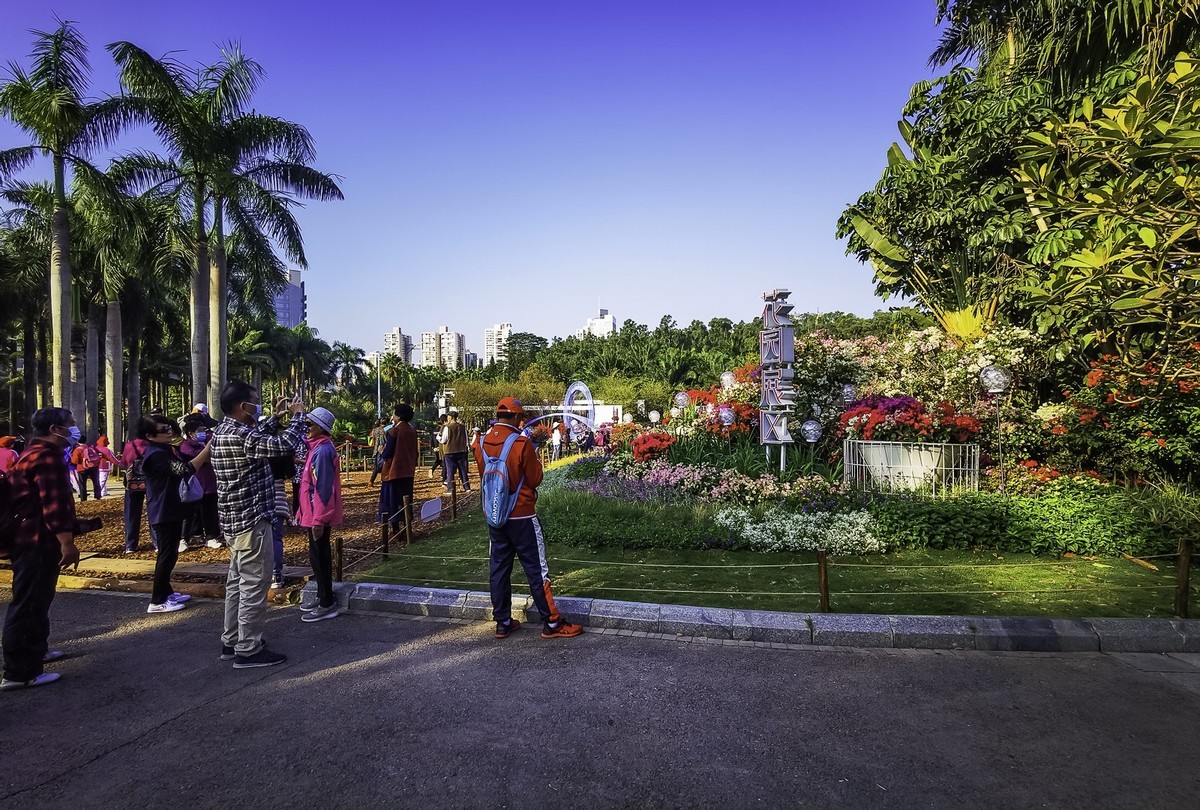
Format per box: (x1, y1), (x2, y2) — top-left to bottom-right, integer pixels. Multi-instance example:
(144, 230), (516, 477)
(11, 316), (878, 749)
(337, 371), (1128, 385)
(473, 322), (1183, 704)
(609, 422), (642, 450)
(839, 395), (982, 444)
(631, 431), (677, 463)
(715, 508), (886, 555)
(598, 457), (847, 507)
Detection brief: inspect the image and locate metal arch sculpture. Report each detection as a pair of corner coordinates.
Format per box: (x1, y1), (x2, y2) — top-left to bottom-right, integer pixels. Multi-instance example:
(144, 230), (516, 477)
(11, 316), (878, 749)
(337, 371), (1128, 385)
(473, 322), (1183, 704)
(523, 380), (596, 441)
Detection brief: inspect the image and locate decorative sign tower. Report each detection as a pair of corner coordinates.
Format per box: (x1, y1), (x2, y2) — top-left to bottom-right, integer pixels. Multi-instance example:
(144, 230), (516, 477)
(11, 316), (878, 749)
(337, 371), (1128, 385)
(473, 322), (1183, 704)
(759, 288), (795, 470)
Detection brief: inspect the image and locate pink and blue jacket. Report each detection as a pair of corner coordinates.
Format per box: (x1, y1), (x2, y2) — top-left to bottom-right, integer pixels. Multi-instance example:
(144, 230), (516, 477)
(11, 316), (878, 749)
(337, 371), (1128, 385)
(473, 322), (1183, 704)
(295, 435), (343, 528)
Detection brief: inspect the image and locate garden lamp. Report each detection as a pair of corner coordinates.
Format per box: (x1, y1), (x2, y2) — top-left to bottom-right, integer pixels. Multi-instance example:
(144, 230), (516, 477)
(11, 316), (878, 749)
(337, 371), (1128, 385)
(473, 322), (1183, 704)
(670, 407), (681, 419)
(648, 410), (661, 425)
(622, 413), (634, 424)
(673, 391), (691, 409)
(800, 419), (823, 444)
(978, 365), (1013, 394)
(718, 406), (735, 426)
(720, 371), (735, 390)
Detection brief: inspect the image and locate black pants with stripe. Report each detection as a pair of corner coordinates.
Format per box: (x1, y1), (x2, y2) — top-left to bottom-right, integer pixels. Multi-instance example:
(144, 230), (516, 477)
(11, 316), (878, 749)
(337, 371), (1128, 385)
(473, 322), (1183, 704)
(488, 515), (559, 625)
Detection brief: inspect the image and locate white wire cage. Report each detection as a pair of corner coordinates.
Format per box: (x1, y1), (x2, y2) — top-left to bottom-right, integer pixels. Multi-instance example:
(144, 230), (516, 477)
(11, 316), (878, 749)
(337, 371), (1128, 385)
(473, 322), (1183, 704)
(843, 440), (979, 496)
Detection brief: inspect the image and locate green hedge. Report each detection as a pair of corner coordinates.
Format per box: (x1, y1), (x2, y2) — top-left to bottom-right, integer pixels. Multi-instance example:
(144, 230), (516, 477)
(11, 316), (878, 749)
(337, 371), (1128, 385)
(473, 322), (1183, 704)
(538, 489), (727, 551)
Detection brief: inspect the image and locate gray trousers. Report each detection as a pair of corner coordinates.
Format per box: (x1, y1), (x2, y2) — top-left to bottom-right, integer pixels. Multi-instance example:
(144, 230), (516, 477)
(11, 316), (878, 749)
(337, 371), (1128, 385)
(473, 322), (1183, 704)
(222, 516), (274, 655)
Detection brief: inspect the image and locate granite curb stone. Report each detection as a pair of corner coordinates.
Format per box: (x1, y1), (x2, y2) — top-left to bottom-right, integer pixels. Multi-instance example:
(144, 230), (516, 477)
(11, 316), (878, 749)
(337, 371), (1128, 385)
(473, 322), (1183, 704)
(304, 581), (1193, 653)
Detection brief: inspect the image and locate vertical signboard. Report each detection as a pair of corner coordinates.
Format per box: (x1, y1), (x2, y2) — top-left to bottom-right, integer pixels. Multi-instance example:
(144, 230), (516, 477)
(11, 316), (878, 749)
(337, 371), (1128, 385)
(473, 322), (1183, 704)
(759, 289), (795, 447)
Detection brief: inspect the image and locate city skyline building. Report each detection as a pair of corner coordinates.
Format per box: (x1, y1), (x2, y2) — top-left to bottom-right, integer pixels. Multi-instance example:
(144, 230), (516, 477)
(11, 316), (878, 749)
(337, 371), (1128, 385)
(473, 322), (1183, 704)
(382, 327), (414, 364)
(273, 270), (306, 328)
(420, 326), (466, 370)
(483, 322), (512, 366)
(577, 308), (616, 339)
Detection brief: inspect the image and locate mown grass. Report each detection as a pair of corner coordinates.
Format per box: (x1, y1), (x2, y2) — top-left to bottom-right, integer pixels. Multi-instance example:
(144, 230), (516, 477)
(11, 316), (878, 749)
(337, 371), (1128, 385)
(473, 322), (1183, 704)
(359, 507), (1197, 618)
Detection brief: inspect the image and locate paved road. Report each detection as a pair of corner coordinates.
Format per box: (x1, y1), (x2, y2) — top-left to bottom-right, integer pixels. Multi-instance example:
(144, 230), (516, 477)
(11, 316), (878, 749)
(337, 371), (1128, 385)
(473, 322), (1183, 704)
(2, 590), (1199, 809)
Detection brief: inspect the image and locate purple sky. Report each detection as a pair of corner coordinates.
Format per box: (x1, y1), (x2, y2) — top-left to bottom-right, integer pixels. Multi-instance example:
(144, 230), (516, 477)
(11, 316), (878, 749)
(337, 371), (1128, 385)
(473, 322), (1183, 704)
(2, 1), (939, 356)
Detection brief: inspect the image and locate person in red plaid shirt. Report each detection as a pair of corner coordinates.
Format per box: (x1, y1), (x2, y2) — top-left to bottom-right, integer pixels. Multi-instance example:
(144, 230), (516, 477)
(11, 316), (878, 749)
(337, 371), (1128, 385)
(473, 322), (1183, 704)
(2, 407), (82, 691)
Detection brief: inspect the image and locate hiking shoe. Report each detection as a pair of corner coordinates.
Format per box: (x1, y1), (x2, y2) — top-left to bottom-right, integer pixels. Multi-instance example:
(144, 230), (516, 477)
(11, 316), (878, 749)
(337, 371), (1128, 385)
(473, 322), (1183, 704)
(232, 648), (287, 669)
(302, 604), (339, 623)
(270, 577), (285, 590)
(219, 645), (236, 661)
(167, 592), (191, 604)
(495, 619), (521, 638)
(1, 672), (61, 691)
(541, 621), (583, 639)
(206, 539), (223, 549)
(147, 601), (185, 614)
(43, 650), (66, 664)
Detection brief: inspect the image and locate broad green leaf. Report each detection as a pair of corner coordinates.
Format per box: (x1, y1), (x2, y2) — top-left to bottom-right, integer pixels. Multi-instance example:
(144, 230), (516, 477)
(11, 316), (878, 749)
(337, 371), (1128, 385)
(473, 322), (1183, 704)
(1137, 227), (1157, 248)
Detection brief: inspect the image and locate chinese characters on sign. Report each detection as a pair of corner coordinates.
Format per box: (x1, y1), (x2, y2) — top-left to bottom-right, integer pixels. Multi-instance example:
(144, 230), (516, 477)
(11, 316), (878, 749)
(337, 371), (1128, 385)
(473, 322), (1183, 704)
(760, 289), (794, 445)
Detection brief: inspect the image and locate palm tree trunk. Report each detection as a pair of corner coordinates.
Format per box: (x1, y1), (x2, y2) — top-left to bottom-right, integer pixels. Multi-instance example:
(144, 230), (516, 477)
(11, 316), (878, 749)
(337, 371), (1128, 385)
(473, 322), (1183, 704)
(50, 155), (73, 406)
(191, 183), (211, 407)
(105, 299), (123, 443)
(126, 336), (142, 442)
(208, 196), (228, 417)
(70, 321), (86, 429)
(37, 315), (49, 409)
(85, 301), (102, 439)
(22, 318), (36, 439)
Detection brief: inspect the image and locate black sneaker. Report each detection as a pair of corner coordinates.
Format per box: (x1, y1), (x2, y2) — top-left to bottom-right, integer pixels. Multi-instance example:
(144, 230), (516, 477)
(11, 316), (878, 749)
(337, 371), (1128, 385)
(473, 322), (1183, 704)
(219, 645), (235, 661)
(231, 647), (287, 669)
(495, 618), (521, 638)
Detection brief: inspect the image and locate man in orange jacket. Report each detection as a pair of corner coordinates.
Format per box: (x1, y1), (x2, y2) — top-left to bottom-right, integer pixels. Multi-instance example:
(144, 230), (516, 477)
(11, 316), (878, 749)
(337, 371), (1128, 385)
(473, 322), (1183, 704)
(472, 397), (582, 640)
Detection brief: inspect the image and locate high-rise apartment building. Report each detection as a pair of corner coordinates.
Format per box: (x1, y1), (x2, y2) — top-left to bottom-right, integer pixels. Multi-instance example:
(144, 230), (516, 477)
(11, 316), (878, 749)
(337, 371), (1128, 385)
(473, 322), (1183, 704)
(420, 326), (466, 370)
(382, 327), (414, 364)
(483, 322), (512, 366)
(273, 270), (306, 328)
(577, 308), (616, 339)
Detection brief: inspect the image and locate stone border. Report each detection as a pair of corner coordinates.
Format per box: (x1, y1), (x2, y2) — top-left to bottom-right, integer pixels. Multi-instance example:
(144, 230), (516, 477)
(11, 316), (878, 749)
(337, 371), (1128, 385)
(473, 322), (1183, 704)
(304, 582), (1200, 653)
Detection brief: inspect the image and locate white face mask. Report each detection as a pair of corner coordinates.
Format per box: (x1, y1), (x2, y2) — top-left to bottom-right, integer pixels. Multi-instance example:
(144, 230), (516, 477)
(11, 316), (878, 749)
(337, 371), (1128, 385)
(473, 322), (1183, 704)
(57, 425), (82, 447)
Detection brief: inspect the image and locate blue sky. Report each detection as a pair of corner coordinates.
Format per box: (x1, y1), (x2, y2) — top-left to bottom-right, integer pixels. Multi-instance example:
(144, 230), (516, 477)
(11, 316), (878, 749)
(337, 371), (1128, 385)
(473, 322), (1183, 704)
(2, 1), (940, 356)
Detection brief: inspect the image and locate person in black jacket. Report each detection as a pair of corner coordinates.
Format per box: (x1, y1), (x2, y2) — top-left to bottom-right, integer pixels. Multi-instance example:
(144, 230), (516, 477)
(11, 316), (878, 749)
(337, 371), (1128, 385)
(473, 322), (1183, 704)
(139, 415), (211, 614)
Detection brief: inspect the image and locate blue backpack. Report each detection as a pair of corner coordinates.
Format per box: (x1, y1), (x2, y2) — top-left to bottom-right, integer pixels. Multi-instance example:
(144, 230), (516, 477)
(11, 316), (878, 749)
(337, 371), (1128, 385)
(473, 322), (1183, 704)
(480, 431), (525, 529)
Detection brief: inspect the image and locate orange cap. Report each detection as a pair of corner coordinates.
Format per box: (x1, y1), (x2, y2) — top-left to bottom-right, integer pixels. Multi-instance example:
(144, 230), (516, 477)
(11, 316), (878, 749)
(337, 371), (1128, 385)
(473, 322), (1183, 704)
(496, 397), (524, 415)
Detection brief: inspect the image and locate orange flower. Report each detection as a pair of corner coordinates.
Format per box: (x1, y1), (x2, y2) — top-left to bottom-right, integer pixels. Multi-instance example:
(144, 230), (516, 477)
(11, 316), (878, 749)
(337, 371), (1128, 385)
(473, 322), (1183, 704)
(1084, 369), (1104, 387)
(1158, 438), (1167, 448)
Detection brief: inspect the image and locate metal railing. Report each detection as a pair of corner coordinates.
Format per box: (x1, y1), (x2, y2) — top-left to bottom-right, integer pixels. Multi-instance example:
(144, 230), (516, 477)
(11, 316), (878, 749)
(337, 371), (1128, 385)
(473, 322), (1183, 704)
(843, 440), (979, 496)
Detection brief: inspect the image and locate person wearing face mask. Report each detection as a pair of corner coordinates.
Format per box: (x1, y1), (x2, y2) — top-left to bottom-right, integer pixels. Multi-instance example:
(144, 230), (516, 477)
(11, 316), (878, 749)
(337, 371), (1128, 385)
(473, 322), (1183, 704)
(94, 436), (119, 497)
(180, 414), (221, 549)
(139, 415), (212, 614)
(295, 407), (343, 622)
(210, 379), (308, 669)
(1, 407), (83, 691)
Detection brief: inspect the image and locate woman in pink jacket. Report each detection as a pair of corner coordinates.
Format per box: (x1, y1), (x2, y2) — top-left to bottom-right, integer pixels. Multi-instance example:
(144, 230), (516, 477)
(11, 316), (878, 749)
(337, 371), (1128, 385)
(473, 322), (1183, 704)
(295, 407), (343, 623)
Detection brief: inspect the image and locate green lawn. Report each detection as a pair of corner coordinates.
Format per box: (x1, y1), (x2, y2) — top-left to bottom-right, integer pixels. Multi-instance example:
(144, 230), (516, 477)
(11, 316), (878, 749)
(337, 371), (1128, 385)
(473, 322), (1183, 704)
(357, 509), (1197, 619)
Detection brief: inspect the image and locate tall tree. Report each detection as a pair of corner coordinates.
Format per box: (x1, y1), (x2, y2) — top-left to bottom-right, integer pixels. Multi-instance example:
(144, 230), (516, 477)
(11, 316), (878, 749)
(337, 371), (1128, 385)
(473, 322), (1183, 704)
(0, 19), (132, 405)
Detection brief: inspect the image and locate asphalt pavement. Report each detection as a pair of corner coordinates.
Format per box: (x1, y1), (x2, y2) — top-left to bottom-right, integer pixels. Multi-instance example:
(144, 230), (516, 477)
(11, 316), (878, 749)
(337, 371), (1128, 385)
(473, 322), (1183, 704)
(2, 589), (1199, 809)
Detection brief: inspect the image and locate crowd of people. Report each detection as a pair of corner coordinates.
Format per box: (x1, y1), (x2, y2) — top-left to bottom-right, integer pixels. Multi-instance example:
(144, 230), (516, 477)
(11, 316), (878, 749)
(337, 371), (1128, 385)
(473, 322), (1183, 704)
(1, 386), (581, 693)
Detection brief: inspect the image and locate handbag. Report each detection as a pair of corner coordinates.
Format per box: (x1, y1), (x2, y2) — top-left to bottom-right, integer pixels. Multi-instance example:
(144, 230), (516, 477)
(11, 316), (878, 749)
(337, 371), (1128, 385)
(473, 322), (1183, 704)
(178, 474), (203, 504)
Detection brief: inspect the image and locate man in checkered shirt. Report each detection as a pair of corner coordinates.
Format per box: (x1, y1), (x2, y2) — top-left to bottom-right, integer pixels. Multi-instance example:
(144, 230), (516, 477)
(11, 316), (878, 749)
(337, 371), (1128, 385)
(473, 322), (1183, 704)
(210, 380), (308, 669)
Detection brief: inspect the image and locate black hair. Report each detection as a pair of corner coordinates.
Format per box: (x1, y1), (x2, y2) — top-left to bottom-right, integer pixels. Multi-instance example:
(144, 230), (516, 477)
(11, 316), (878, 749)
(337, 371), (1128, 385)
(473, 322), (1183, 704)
(395, 403), (414, 421)
(31, 407), (72, 437)
(220, 379), (256, 416)
(448, 410), (459, 419)
(137, 415), (176, 441)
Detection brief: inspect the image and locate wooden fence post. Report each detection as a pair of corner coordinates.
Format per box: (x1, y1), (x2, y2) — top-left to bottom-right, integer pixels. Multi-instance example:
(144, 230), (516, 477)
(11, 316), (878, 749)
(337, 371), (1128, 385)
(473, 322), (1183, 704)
(403, 495), (414, 546)
(1175, 535), (1193, 619)
(334, 535), (344, 582)
(450, 476), (457, 520)
(381, 518), (389, 556)
(817, 550), (830, 613)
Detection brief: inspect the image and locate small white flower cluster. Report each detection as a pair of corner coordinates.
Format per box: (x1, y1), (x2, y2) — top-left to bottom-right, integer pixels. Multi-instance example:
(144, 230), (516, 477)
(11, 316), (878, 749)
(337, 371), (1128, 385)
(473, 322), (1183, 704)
(714, 508), (887, 555)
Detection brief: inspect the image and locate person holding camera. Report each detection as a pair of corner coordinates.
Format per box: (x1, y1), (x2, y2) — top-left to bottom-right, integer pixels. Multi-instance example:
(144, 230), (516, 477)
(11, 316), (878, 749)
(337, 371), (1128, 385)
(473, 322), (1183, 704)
(1, 407), (83, 691)
(139, 414), (212, 614)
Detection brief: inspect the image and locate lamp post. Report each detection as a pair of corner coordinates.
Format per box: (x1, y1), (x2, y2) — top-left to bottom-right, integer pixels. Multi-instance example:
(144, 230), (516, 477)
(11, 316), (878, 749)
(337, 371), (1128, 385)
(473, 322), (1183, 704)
(979, 365), (1013, 493)
(376, 357), (382, 420)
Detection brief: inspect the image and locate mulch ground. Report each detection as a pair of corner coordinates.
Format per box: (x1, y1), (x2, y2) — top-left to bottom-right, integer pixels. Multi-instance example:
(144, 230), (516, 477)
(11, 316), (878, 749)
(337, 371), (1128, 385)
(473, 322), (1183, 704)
(73, 467), (479, 580)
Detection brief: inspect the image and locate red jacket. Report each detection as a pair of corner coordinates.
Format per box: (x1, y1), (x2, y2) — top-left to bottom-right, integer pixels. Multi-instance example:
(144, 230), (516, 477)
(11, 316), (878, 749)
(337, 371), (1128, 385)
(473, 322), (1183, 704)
(381, 421), (419, 481)
(472, 422), (542, 519)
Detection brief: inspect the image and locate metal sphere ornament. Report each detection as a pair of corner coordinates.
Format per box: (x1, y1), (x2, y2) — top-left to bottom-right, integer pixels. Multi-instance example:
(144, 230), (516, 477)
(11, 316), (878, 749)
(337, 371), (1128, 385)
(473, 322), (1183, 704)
(718, 406), (735, 426)
(800, 419), (824, 444)
(673, 391), (691, 409)
(648, 410), (661, 424)
(720, 371), (736, 390)
(978, 365), (1014, 394)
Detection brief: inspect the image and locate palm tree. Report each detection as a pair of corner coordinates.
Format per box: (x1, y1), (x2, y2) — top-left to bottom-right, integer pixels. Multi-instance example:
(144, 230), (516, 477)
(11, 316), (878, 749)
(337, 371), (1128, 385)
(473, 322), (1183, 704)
(0, 19), (134, 405)
(329, 341), (368, 389)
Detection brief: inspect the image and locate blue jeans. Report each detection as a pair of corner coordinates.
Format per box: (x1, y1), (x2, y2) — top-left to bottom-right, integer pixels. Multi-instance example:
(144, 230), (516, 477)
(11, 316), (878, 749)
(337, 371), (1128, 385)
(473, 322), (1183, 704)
(271, 516), (284, 581)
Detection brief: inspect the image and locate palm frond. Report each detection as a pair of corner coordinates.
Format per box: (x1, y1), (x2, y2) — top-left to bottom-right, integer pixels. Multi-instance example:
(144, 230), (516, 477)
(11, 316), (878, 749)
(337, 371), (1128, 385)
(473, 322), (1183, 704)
(0, 146), (37, 181)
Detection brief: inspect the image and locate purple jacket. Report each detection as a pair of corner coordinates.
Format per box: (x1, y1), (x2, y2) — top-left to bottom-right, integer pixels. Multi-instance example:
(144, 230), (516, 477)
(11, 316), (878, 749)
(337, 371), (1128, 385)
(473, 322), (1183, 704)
(179, 438), (217, 495)
(295, 436), (343, 528)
